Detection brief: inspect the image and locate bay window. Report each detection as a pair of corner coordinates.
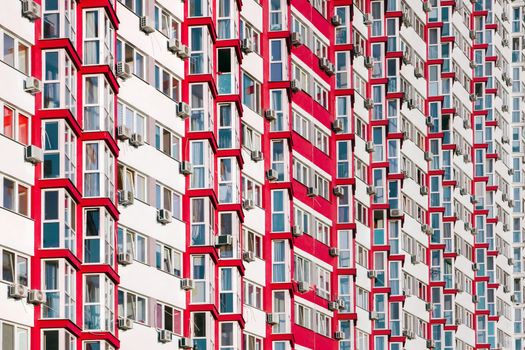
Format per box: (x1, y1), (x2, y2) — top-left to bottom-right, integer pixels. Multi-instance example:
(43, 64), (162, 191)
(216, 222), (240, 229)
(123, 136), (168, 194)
(189, 0), (212, 17)
(154, 123), (180, 160)
(336, 51), (351, 89)
(218, 104), (238, 149)
(220, 322), (241, 350)
(372, 168), (386, 204)
(42, 50), (77, 114)
(272, 240), (289, 282)
(190, 83), (214, 131)
(269, 0), (286, 31)
(270, 90), (288, 131)
(271, 140), (288, 181)
(118, 290), (147, 324)
(189, 27), (213, 74)
(339, 276), (352, 313)
(219, 212), (239, 258)
(155, 302), (182, 335)
(1, 175), (29, 216)
(42, 0), (76, 43)
(84, 274), (115, 333)
(190, 140), (214, 188)
(1, 104), (30, 144)
(338, 230), (352, 268)
(190, 197), (215, 246)
(272, 291), (291, 333)
(43, 120), (76, 182)
(117, 226), (146, 263)
(219, 158), (239, 204)
(373, 294), (387, 329)
(84, 142), (115, 199)
(83, 9), (115, 67)
(244, 333), (263, 350)
(42, 259), (76, 321)
(192, 312), (215, 350)
(84, 207), (115, 266)
(337, 141), (351, 178)
(42, 329), (75, 350)
(118, 0), (144, 15)
(42, 189), (76, 252)
(0, 248), (28, 286)
(270, 40), (286, 81)
(218, 48), (238, 94)
(335, 7), (350, 44)
(84, 75), (115, 134)
(219, 268), (240, 313)
(271, 190), (289, 232)
(83, 341), (115, 350)
(155, 242), (182, 277)
(155, 183), (182, 220)
(191, 255), (215, 304)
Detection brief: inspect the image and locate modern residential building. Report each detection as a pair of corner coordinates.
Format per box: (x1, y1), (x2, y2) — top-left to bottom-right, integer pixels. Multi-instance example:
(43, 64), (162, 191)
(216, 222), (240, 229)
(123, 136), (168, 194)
(0, 0), (524, 349)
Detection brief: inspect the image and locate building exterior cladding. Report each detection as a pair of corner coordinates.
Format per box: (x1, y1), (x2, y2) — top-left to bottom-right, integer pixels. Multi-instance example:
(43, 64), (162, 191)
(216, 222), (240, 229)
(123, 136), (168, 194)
(1, 0), (525, 349)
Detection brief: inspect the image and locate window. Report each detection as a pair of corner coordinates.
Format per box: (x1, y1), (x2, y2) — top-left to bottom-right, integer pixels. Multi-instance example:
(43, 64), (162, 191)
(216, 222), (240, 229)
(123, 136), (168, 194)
(154, 123), (180, 160)
(244, 333), (263, 350)
(335, 51), (351, 89)
(190, 197), (215, 245)
(84, 207), (115, 266)
(294, 255), (312, 284)
(154, 64), (180, 100)
(314, 127), (329, 154)
(294, 206), (311, 235)
(190, 83), (214, 131)
(241, 123), (261, 151)
(272, 291), (290, 333)
(1, 104), (30, 145)
(219, 158), (239, 204)
(42, 50), (77, 114)
(270, 40), (286, 81)
(191, 255), (215, 304)
(42, 189), (76, 252)
(293, 111), (310, 140)
(314, 81), (328, 108)
(155, 302), (182, 335)
(242, 73), (261, 113)
(271, 190), (288, 232)
(272, 240), (289, 282)
(42, 120), (77, 182)
(84, 142), (115, 199)
(316, 220), (330, 245)
(337, 141), (351, 178)
(269, 0), (286, 31)
(271, 140), (288, 181)
(240, 20), (260, 54)
(315, 311), (331, 336)
(218, 104), (238, 149)
(83, 341), (115, 350)
(270, 89), (288, 131)
(220, 267), (240, 313)
(335, 7), (351, 44)
(191, 140), (214, 188)
(42, 0), (76, 43)
(293, 159), (310, 186)
(83, 75), (115, 135)
(192, 312), (215, 350)
(338, 230), (352, 268)
(117, 164), (147, 202)
(241, 176), (262, 206)
(244, 229), (263, 259)
(220, 322), (240, 350)
(83, 9), (115, 67)
(245, 281), (263, 309)
(117, 226), (147, 263)
(154, 6), (180, 39)
(42, 329), (75, 350)
(1, 31), (30, 75)
(155, 183), (182, 220)
(118, 0), (144, 16)
(189, 27), (212, 74)
(2, 175), (29, 216)
(316, 266), (331, 299)
(118, 290), (147, 324)
(314, 173), (330, 200)
(1, 248), (28, 286)
(84, 274), (115, 333)
(217, 48), (237, 94)
(155, 242), (182, 277)
(116, 39), (145, 79)
(295, 303), (312, 329)
(42, 259), (76, 321)
(219, 212), (239, 259)
(1, 321), (28, 350)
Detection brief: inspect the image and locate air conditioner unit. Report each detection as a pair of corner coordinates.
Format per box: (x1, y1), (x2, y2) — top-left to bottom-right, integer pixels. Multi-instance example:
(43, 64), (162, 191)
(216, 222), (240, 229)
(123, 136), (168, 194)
(290, 79), (300, 92)
(460, 188), (467, 195)
(422, 2), (431, 12)
(180, 161), (193, 175)
(177, 102), (190, 119)
(319, 57), (330, 70)
(251, 150), (263, 162)
(157, 209), (172, 224)
(168, 38), (181, 54)
(469, 30), (476, 39)
(511, 295), (517, 303)
(424, 152), (432, 161)
(118, 318), (134, 330)
(502, 135), (510, 144)
(364, 98), (373, 110)
(455, 247), (461, 255)
(118, 252), (133, 265)
(469, 93), (477, 102)
(8, 284), (27, 299)
(366, 185), (376, 195)
(325, 62), (335, 76)
(158, 329), (173, 343)
(329, 247), (339, 257)
(455, 318), (462, 325)
(295, 281), (309, 293)
(306, 186), (317, 197)
(470, 196), (477, 205)
(503, 285), (510, 293)
(117, 126), (131, 141)
(464, 222), (471, 231)
(365, 141), (374, 152)
(243, 251), (255, 262)
(502, 12), (508, 21)
(369, 311), (379, 320)
(291, 32), (303, 47)
(22, 0), (41, 20)
(402, 50), (410, 65)
(411, 254), (419, 264)
(267, 313), (278, 325)
(140, 16), (155, 34)
(25, 145), (43, 164)
(333, 186), (344, 197)
(414, 67), (423, 78)
(241, 38), (254, 53)
(472, 295), (478, 303)
(24, 77), (41, 94)
(390, 208), (402, 218)
(502, 104), (509, 112)
(363, 14), (372, 26)
(455, 282), (463, 292)
(503, 224), (510, 232)
(266, 169), (278, 181)
(334, 331), (345, 340)
(180, 278), (194, 290)
(265, 109), (277, 121)
(472, 263), (479, 271)
(337, 298), (346, 309)
(332, 119), (344, 133)
(215, 235), (233, 247)
(27, 289), (46, 304)
(427, 340), (436, 348)
(118, 190), (134, 206)
(420, 186), (428, 195)
(463, 118), (471, 129)
(367, 270), (377, 279)
(502, 38), (509, 47)
(176, 44), (190, 60)
(469, 60), (476, 69)
(292, 225), (303, 237)
(406, 99), (415, 109)
(129, 133), (144, 147)
(402, 10), (411, 27)
(421, 224), (431, 235)
(116, 62), (132, 80)
(179, 337), (193, 349)
(243, 199), (254, 210)
(364, 56), (373, 69)
(425, 116), (433, 127)
(455, 148), (462, 155)
(353, 45), (363, 57)
(509, 199), (514, 207)
(502, 193), (509, 201)
(403, 330), (415, 339)
(425, 302), (434, 312)
(331, 15), (342, 26)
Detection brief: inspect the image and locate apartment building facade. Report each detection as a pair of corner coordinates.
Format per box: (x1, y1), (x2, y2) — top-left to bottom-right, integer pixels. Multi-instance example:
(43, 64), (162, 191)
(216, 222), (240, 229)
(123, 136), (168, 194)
(1, 0), (524, 349)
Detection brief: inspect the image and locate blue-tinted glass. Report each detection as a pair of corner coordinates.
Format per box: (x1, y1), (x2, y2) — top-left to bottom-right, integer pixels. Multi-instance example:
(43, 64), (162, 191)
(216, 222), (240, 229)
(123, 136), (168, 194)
(43, 223), (60, 248)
